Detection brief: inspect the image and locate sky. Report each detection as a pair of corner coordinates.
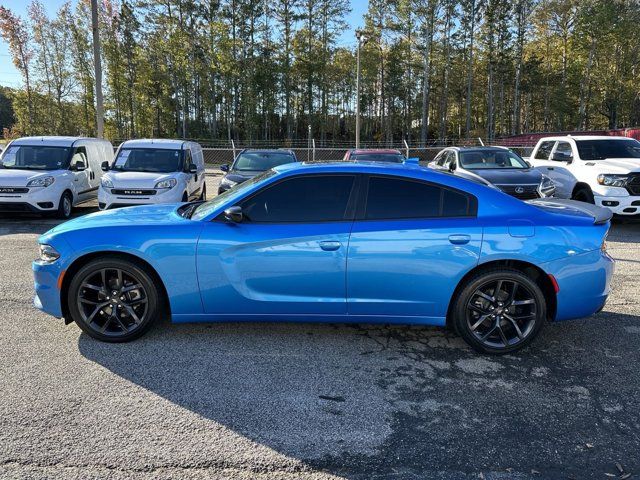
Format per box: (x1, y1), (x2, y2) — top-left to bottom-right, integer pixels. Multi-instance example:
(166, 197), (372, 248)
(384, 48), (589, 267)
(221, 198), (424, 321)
(0, 0), (367, 88)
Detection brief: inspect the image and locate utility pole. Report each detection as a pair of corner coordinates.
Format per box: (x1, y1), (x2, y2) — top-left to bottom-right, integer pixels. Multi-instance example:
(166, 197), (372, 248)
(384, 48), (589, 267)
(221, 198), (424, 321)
(355, 30), (367, 149)
(91, 0), (104, 138)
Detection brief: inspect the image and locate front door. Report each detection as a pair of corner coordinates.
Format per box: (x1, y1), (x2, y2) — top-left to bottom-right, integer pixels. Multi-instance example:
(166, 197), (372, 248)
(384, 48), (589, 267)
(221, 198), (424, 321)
(70, 147), (92, 202)
(347, 175), (482, 321)
(196, 174), (358, 315)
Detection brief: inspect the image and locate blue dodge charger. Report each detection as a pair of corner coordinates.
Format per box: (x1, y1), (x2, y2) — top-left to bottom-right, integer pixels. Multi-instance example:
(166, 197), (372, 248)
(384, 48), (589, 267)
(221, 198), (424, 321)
(33, 162), (614, 354)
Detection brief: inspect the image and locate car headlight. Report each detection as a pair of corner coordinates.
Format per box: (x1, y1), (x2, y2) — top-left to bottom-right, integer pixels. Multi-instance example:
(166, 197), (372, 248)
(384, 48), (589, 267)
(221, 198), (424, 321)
(26, 176), (55, 188)
(38, 244), (60, 263)
(155, 178), (177, 189)
(221, 178), (237, 188)
(539, 175), (555, 195)
(597, 174), (629, 187)
(101, 177), (114, 188)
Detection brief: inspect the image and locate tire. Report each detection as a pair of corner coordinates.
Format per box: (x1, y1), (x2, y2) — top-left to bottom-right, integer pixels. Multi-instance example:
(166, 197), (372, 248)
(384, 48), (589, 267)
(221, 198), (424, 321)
(199, 183), (207, 201)
(451, 268), (546, 354)
(56, 191), (73, 219)
(67, 258), (162, 342)
(572, 186), (595, 204)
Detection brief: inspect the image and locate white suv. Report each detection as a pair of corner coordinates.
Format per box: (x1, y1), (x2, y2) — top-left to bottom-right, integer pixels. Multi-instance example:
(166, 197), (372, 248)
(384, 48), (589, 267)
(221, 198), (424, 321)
(0, 136), (113, 218)
(99, 139), (206, 210)
(526, 135), (640, 216)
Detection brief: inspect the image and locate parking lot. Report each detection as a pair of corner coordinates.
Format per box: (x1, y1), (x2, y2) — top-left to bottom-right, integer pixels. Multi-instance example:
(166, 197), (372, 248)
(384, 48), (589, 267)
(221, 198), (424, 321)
(1, 172), (639, 480)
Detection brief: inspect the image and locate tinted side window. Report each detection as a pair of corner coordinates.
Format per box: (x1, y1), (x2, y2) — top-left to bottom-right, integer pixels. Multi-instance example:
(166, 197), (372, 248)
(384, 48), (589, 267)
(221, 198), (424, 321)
(240, 175), (355, 223)
(365, 176), (475, 220)
(534, 141), (555, 160)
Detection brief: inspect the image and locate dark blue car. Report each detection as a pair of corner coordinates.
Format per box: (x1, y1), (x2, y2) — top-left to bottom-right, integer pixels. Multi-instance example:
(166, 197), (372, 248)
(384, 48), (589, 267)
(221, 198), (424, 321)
(429, 146), (556, 199)
(33, 162), (613, 354)
(218, 149), (297, 194)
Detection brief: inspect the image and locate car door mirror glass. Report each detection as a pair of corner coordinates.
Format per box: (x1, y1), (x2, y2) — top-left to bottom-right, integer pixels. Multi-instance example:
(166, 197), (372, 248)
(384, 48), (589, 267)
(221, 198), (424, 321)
(188, 164), (198, 174)
(220, 164), (229, 172)
(449, 161), (457, 171)
(101, 160), (110, 171)
(223, 206), (243, 223)
(73, 160), (86, 171)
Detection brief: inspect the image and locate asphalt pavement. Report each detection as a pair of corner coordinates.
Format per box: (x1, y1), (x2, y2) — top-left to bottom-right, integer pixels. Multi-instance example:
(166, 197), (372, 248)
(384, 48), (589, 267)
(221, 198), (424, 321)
(0, 173), (639, 479)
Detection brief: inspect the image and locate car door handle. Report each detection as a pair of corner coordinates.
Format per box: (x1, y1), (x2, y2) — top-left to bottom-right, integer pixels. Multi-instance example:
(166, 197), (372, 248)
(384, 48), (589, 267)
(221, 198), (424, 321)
(319, 241), (342, 251)
(449, 234), (471, 245)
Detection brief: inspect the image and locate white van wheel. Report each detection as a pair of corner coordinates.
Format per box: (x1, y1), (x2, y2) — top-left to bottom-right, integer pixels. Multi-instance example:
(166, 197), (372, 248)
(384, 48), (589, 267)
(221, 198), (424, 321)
(56, 192), (73, 219)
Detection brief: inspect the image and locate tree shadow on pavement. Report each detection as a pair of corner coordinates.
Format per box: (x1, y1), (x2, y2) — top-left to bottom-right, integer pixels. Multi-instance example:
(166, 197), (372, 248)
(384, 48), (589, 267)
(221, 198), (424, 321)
(78, 310), (640, 479)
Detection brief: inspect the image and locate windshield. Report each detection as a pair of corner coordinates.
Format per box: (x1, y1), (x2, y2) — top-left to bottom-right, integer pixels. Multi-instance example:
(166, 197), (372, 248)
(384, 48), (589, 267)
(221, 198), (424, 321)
(191, 169), (277, 220)
(459, 150), (528, 170)
(233, 152), (295, 172)
(0, 145), (72, 170)
(575, 139), (640, 160)
(352, 153), (404, 163)
(112, 148), (183, 173)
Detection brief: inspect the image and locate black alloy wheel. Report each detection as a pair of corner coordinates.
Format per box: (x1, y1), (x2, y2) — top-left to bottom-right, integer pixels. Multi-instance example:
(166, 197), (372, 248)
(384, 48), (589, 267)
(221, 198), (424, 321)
(68, 258), (161, 342)
(453, 269), (546, 354)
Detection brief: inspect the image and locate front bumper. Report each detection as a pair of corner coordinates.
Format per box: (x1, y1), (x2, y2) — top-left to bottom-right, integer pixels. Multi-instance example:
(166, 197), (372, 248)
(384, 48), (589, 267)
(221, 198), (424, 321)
(0, 188), (59, 213)
(594, 194), (640, 215)
(542, 249), (614, 321)
(98, 187), (183, 210)
(33, 259), (65, 318)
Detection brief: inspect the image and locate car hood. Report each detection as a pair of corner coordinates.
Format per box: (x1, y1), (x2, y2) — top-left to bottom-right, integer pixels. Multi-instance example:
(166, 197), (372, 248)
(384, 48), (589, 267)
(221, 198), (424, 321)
(0, 168), (66, 186)
(225, 170), (263, 183)
(42, 203), (188, 239)
(585, 158), (640, 173)
(105, 171), (179, 189)
(468, 168), (543, 185)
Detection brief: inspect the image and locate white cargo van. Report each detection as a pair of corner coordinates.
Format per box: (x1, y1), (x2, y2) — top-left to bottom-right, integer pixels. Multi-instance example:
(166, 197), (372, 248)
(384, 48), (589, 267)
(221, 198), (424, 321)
(0, 136), (113, 218)
(98, 139), (206, 210)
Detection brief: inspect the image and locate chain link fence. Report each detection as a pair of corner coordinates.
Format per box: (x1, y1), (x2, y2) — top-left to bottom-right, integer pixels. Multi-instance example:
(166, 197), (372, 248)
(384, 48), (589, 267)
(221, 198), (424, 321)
(201, 144), (535, 169)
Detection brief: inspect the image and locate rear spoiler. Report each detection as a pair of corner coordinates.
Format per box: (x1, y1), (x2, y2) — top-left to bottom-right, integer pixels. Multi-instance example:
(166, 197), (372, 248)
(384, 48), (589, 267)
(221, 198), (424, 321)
(526, 198), (613, 225)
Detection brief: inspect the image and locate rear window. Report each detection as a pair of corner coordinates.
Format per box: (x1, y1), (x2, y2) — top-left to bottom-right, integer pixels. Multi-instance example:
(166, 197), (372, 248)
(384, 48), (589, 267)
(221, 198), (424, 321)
(364, 176), (476, 220)
(575, 139), (640, 160)
(233, 152), (296, 171)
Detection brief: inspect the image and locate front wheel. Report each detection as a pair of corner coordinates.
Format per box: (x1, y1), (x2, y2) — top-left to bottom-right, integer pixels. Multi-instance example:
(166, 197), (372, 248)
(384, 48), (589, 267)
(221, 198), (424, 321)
(67, 258), (162, 342)
(56, 191), (73, 219)
(572, 187), (595, 204)
(452, 269), (546, 354)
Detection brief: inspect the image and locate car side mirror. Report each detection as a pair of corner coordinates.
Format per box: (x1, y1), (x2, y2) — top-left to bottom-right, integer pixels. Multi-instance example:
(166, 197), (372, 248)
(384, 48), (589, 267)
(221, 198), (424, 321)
(101, 161), (110, 172)
(220, 164), (229, 172)
(448, 162), (457, 172)
(188, 164), (198, 174)
(223, 206), (243, 223)
(552, 152), (572, 163)
(406, 157), (419, 164)
(74, 160), (86, 171)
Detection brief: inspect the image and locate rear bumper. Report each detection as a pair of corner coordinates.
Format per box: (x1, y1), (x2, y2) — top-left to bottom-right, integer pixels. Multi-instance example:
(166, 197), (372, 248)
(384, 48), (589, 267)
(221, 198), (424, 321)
(542, 249), (614, 321)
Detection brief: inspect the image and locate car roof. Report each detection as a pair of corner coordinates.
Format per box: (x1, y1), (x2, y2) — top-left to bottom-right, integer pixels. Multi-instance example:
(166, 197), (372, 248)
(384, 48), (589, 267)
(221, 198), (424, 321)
(273, 161), (423, 176)
(10, 136), (99, 147)
(447, 146), (509, 152)
(350, 149), (402, 155)
(120, 139), (187, 149)
(539, 135), (635, 142)
(240, 149), (295, 154)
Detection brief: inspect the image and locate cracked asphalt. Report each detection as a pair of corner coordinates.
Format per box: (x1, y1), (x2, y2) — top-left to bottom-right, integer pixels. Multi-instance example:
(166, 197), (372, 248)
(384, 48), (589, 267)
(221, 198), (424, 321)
(1, 173), (639, 479)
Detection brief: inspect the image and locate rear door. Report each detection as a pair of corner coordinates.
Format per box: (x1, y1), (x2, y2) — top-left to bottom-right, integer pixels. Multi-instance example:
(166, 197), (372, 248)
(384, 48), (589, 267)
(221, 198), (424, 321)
(346, 175), (482, 321)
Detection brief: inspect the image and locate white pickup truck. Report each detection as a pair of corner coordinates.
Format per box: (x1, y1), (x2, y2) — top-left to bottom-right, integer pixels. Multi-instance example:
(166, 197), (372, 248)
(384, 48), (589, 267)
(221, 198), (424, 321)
(526, 135), (640, 216)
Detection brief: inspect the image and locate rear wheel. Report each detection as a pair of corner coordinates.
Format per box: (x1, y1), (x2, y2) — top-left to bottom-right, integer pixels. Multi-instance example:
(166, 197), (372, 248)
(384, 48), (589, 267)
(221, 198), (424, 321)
(56, 191), (73, 219)
(572, 186), (595, 204)
(67, 258), (161, 342)
(452, 268), (546, 354)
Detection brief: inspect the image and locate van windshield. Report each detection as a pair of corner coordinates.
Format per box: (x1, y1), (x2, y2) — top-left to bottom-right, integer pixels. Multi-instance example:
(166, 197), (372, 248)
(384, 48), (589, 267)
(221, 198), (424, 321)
(112, 148), (183, 173)
(0, 145), (72, 170)
(575, 139), (640, 160)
